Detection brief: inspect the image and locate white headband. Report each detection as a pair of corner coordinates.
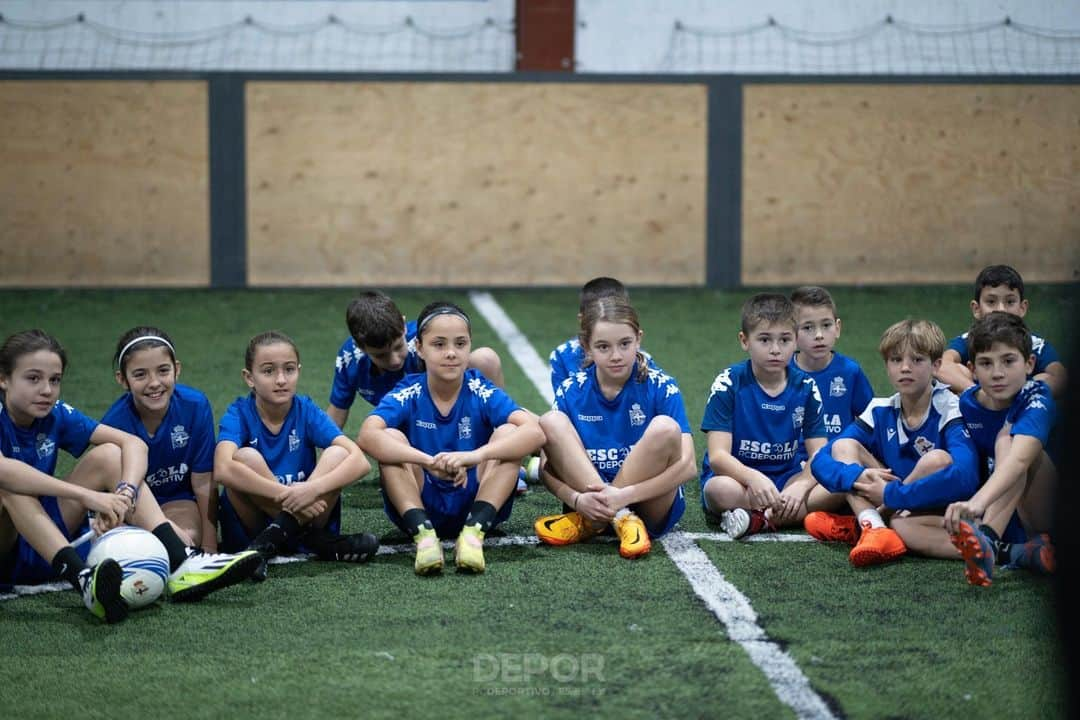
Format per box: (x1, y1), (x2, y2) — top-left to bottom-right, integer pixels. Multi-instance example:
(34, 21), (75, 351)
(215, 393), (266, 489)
(417, 307), (471, 334)
(117, 335), (175, 368)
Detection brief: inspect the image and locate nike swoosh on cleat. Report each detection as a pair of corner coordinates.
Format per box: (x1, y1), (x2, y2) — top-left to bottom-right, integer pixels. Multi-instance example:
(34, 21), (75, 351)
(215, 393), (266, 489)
(543, 518), (563, 532)
(631, 529), (641, 545)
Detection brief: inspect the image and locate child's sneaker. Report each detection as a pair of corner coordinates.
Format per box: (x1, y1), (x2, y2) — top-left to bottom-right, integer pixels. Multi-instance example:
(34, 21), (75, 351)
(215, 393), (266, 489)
(1007, 533), (1055, 575)
(950, 520), (995, 586)
(534, 511), (602, 546)
(79, 558), (128, 624)
(413, 526), (444, 575)
(613, 512), (651, 559)
(720, 508), (774, 539)
(849, 526), (906, 567)
(804, 511), (859, 545)
(168, 548), (262, 602)
(454, 524), (486, 573)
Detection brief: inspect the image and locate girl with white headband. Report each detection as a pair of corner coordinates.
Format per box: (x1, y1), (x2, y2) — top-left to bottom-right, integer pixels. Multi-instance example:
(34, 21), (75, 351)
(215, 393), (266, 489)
(359, 300), (545, 575)
(103, 326), (217, 552)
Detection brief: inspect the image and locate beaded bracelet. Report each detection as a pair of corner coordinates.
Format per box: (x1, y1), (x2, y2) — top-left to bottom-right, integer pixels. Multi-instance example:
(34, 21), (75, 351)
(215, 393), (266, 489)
(115, 481), (140, 502)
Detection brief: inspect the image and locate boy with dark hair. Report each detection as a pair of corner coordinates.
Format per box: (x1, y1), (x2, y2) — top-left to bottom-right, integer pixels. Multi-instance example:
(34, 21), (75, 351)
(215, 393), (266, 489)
(700, 293), (832, 539)
(790, 286), (874, 458)
(327, 290), (505, 429)
(808, 319), (980, 567)
(895, 312), (1056, 586)
(936, 264), (1067, 397)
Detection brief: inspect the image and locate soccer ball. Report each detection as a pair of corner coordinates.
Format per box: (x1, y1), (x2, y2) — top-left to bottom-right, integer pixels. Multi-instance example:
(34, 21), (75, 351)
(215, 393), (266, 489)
(86, 526), (170, 609)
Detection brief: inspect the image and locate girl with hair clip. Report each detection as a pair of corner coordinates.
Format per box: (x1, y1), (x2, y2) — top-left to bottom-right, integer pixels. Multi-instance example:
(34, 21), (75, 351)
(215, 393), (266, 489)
(214, 331), (378, 577)
(102, 327), (218, 551)
(358, 301), (545, 575)
(534, 296), (697, 559)
(0, 330), (259, 623)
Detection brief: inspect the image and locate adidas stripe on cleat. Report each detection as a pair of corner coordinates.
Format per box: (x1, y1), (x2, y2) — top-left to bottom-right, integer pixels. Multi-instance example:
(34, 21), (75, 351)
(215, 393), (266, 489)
(80, 558), (128, 624)
(169, 548), (262, 602)
(950, 521), (994, 587)
(613, 512), (651, 559)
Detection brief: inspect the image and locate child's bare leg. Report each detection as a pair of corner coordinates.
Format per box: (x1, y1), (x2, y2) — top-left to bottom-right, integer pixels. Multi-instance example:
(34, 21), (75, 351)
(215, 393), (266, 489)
(468, 347), (505, 388)
(538, 410), (605, 493)
(902, 449), (952, 485)
(891, 514), (957, 559)
(474, 424), (521, 509)
(702, 475), (752, 515)
(160, 500), (200, 547)
(0, 492), (70, 562)
(611, 416), (682, 527)
(1015, 449), (1056, 535)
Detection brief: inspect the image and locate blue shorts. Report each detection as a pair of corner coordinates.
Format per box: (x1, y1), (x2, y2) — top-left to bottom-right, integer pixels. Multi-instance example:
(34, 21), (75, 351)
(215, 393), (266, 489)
(699, 465), (801, 514)
(218, 489), (341, 553)
(2, 496), (89, 585)
(382, 471), (515, 539)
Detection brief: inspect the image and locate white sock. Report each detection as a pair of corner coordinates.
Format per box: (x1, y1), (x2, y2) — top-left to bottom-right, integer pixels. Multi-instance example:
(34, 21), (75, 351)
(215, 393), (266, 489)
(857, 509), (885, 529)
(613, 508), (630, 522)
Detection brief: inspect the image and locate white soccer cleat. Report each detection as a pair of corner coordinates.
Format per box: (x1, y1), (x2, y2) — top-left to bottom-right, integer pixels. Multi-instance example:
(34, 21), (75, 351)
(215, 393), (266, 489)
(720, 509), (751, 539)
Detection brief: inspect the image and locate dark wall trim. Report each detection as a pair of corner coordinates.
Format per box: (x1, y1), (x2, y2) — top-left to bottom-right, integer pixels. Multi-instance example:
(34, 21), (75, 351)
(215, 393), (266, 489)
(208, 73), (246, 288)
(1, 71), (1075, 289)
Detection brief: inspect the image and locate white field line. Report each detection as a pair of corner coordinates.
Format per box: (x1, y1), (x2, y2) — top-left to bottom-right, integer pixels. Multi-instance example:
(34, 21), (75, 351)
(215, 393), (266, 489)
(469, 291), (555, 406)
(475, 291), (837, 720)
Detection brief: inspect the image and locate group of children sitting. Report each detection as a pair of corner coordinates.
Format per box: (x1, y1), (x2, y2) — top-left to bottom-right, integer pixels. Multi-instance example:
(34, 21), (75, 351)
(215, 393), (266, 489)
(0, 264), (1064, 623)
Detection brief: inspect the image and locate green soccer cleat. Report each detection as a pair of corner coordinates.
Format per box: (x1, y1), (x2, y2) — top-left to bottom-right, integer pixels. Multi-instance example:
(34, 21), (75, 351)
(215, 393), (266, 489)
(413, 526), (444, 576)
(168, 548), (262, 602)
(454, 524), (486, 573)
(79, 558), (128, 624)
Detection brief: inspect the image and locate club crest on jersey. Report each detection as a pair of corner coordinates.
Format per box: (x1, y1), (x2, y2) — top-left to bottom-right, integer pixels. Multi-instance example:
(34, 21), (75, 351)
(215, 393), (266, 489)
(458, 416), (472, 440)
(628, 403), (646, 427)
(35, 433), (55, 459)
(288, 429), (301, 452)
(170, 425), (190, 450)
(792, 406), (805, 429)
(829, 377), (846, 397)
(913, 436), (935, 456)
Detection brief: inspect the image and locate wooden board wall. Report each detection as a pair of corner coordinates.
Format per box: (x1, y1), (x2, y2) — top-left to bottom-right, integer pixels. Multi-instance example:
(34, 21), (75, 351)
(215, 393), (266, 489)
(743, 84), (1080, 286)
(0, 81), (209, 287)
(246, 82), (707, 287)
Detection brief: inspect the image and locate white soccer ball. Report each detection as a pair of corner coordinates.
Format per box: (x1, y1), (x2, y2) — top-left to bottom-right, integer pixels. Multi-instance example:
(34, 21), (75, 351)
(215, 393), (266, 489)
(87, 526), (170, 609)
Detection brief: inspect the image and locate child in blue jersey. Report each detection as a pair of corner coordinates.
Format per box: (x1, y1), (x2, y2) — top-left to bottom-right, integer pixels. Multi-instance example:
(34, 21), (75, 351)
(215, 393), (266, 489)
(809, 319), (979, 567)
(215, 331), (378, 573)
(0, 330), (259, 622)
(790, 286), (874, 455)
(327, 290), (505, 428)
(936, 265), (1067, 398)
(895, 313), (1057, 586)
(359, 301), (544, 574)
(102, 327), (217, 551)
(700, 293), (830, 540)
(533, 295), (696, 559)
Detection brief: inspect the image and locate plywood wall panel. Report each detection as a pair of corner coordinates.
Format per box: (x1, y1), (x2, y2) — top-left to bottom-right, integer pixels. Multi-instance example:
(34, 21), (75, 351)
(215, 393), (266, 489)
(0, 81), (210, 287)
(743, 84), (1080, 286)
(246, 82), (707, 287)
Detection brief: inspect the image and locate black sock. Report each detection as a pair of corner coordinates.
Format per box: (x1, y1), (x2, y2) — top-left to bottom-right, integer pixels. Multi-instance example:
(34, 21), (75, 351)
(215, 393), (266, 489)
(300, 526), (337, 558)
(464, 501), (497, 533)
(979, 524), (1011, 566)
(51, 546), (87, 591)
(402, 508), (432, 538)
(250, 512), (302, 555)
(153, 522), (191, 572)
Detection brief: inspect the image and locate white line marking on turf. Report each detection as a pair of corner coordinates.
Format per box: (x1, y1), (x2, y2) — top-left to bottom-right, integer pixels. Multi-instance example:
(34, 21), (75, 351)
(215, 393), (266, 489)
(662, 531), (838, 720)
(474, 290), (835, 720)
(469, 291), (555, 405)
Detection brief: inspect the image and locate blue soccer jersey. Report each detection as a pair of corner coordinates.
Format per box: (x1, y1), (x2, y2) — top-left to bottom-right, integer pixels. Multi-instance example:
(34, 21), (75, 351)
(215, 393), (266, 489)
(959, 380), (1055, 462)
(549, 337), (657, 397)
(811, 383), (979, 511)
(700, 360), (826, 490)
(0, 401), (97, 581)
(101, 383), (215, 504)
(329, 320), (424, 410)
(554, 363), (692, 483)
(218, 394), (343, 485)
(947, 329), (1060, 375)
(790, 351), (874, 463)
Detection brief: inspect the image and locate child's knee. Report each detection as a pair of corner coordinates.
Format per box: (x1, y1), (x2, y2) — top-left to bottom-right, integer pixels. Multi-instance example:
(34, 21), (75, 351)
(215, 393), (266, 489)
(470, 347), (502, 376)
(831, 438), (860, 460)
(918, 449), (952, 473)
(83, 442), (122, 475)
(644, 415), (681, 444)
(318, 444), (349, 467)
(233, 446), (267, 471)
(539, 409), (572, 437)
